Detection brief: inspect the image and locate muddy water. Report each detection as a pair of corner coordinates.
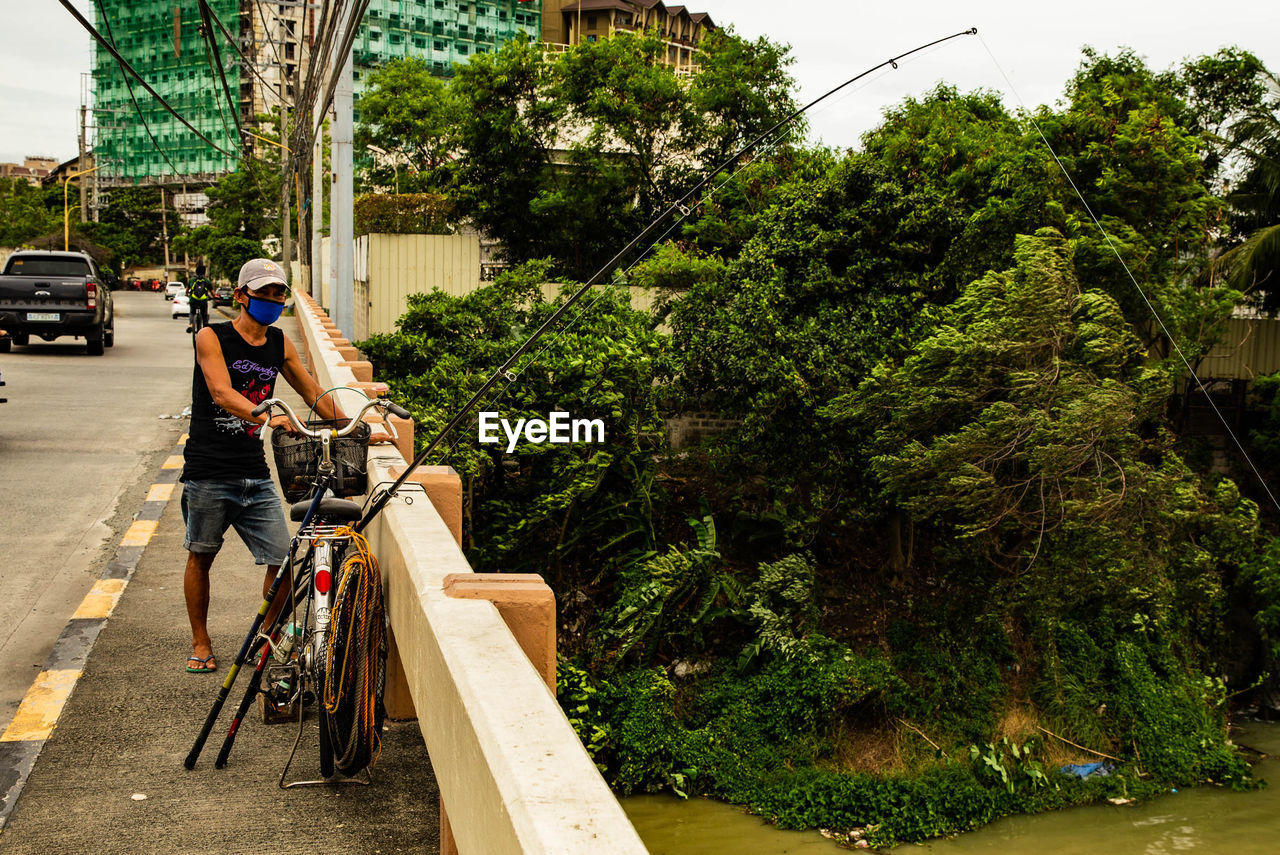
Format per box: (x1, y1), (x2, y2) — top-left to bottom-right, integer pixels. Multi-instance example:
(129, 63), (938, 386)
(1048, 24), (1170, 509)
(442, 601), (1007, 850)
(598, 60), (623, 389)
(622, 722), (1280, 854)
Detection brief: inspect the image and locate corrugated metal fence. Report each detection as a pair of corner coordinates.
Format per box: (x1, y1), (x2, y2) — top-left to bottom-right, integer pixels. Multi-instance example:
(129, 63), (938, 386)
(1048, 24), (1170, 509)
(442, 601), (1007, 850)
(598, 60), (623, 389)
(312, 234), (658, 339)
(1196, 317), (1280, 380)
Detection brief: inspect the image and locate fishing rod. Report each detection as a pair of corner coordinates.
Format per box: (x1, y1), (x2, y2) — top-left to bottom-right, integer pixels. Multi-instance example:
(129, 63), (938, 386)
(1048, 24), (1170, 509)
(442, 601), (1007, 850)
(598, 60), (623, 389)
(353, 27), (979, 534)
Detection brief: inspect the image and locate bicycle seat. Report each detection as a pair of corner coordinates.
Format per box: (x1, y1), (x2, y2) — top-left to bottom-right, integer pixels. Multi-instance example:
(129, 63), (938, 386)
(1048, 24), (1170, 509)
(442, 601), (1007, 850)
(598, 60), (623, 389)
(291, 496), (363, 522)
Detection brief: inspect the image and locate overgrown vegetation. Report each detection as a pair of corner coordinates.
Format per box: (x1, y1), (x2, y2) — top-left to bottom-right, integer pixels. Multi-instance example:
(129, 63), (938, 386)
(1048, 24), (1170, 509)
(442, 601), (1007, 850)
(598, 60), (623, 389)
(359, 38), (1280, 846)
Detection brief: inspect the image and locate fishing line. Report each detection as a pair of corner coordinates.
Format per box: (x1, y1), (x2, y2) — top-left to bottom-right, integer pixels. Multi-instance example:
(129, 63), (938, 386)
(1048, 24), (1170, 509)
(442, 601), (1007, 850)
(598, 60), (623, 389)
(977, 33), (1280, 514)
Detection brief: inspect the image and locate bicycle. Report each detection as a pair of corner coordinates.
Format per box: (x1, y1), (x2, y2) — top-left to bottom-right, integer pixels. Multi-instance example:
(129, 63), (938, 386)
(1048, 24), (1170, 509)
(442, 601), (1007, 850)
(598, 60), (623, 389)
(184, 394), (411, 787)
(189, 298), (209, 334)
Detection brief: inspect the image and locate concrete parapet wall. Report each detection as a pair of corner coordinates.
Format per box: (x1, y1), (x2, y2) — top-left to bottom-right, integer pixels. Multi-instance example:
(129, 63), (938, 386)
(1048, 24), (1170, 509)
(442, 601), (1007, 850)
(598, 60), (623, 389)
(293, 296), (646, 854)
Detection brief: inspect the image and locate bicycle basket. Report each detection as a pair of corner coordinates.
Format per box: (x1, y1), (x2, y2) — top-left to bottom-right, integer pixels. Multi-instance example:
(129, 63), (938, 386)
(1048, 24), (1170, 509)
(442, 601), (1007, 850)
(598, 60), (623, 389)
(271, 418), (371, 503)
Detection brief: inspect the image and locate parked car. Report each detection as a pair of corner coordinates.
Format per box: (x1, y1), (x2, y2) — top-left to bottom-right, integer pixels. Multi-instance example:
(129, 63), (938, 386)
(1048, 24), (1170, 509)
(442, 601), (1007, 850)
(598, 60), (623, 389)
(213, 284), (234, 307)
(164, 281), (185, 301)
(0, 251), (115, 355)
(171, 292), (190, 320)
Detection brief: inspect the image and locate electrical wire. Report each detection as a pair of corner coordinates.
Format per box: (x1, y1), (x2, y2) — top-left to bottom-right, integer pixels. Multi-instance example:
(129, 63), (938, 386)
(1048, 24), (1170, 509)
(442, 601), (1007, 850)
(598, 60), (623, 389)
(59, 0), (237, 158)
(309, 1), (372, 146)
(977, 33), (1280, 514)
(200, 0), (296, 109)
(196, 0), (242, 144)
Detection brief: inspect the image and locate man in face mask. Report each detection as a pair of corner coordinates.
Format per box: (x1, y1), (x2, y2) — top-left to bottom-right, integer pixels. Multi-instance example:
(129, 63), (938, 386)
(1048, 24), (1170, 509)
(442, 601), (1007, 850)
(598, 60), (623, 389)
(180, 258), (342, 674)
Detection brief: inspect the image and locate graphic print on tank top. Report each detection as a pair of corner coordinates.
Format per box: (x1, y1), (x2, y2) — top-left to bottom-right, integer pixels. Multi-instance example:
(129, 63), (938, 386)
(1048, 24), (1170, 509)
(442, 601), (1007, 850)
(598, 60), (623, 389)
(213, 356), (281, 438)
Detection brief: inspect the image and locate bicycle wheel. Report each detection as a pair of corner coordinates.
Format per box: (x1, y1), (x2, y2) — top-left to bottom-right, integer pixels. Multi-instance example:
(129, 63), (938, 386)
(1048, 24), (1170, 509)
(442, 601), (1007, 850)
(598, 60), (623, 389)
(317, 659), (335, 779)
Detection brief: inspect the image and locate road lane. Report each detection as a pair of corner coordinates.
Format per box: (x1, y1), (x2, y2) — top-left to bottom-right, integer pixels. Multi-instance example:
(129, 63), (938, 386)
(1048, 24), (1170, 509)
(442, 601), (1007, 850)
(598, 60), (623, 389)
(0, 291), (194, 731)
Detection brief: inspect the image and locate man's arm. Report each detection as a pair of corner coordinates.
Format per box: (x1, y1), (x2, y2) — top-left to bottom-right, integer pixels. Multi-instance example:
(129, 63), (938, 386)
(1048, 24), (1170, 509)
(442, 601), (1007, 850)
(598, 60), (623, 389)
(279, 334), (346, 421)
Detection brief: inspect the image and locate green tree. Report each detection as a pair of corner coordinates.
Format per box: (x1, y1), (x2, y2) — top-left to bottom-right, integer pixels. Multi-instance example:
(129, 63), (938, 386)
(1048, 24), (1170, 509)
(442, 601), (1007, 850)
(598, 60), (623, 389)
(449, 31), (798, 278)
(78, 186), (176, 269)
(207, 235), (263, 280)
(449, 37), (565, 266)
(1215, 68), (1280, 307)
(355, 57), (457, 193)
(358, 263), (674, 615)
(1035, 49), (1224, 333)
(205, 156), (280, 243)
(0, 178), (59, 246)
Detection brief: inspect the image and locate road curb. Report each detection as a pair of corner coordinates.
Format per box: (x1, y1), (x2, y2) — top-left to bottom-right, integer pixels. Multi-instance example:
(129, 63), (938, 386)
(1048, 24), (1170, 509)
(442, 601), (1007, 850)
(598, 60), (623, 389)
(0, 435), (187, 831)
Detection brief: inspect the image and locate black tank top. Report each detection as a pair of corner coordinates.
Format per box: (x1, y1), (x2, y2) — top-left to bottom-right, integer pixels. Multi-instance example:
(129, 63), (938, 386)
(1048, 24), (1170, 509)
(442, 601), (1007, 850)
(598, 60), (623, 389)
(183, 322), (285, 481)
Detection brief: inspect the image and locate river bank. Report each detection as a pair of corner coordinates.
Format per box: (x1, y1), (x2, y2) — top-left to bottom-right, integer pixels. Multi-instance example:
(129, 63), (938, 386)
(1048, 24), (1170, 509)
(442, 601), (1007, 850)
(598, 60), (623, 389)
(622, 721), (1279, 854)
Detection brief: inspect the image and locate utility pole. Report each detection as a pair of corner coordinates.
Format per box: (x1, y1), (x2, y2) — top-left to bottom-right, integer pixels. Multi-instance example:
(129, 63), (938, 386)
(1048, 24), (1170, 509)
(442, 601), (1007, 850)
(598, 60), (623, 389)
(312, 127), (324, 299)
(330, 20), (354, 337)
(281, 110), (293, 288)
(181, 180), (190, 273)
(279, 18), (293, 289)
(78, 73), (90, 222)
(79, 105), (88, 222)
(160, 187), (171, 277)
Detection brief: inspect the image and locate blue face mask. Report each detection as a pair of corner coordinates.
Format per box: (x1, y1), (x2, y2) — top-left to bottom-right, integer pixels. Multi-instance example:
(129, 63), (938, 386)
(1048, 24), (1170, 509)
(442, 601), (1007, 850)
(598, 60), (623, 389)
(246, 296), (284, 326)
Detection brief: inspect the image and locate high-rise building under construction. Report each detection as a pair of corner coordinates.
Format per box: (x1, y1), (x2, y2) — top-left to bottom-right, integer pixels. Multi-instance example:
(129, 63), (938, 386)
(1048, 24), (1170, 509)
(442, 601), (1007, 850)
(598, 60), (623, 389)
(91, 1), (543, 185)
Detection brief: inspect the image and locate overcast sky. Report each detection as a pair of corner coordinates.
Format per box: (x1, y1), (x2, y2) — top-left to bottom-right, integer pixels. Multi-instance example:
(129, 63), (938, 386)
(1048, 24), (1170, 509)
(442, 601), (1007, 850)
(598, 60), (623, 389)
(1, 1), (1276, 164)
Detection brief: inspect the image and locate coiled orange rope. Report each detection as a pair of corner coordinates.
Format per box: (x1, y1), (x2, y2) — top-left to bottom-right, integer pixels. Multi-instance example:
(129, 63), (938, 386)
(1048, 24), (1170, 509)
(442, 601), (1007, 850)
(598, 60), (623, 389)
(323, 528), (386, 774)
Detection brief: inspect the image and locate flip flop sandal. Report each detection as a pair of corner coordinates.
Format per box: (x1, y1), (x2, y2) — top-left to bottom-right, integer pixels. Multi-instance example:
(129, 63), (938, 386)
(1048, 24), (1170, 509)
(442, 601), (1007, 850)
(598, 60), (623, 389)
(186, 654), (218, 673)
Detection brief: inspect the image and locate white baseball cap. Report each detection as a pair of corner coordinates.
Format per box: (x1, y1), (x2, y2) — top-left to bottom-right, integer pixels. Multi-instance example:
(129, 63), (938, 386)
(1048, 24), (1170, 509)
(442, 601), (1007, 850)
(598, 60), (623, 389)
(237, 258), (289, 292)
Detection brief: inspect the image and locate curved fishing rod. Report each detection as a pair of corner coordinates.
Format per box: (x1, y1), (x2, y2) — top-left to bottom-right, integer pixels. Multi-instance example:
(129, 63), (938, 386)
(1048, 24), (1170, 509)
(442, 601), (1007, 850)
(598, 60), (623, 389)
(354, 27), (979, 533)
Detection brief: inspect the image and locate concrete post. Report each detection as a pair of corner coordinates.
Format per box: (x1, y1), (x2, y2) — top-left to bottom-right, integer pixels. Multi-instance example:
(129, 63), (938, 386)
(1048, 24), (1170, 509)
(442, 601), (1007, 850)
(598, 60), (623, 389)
(330, 25), (355, 338)
(441, 575), (557, 694)
(310, 128), (323, 296)
(439, 572), (556, 855)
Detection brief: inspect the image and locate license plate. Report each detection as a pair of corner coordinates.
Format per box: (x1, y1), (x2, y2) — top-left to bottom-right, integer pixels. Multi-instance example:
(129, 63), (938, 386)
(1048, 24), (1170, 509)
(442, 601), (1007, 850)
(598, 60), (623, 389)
(27, 312), (60, 322)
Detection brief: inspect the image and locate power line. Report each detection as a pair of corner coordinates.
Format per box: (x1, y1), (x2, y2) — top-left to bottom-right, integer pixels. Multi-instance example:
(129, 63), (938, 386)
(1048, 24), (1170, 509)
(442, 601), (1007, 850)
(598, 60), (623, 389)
(199, 0), (296, 109)
(197, 0), (242, 141)
(58, 0), (237, 159)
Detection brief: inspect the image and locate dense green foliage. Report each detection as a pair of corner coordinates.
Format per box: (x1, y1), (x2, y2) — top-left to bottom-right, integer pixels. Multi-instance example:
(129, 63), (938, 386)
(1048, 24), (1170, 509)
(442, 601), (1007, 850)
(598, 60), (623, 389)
(356, 30), (796, 278)
(361, 46), (1280, 845)
(0, 178), (60, 247)
(1215, 67), (1280, 309)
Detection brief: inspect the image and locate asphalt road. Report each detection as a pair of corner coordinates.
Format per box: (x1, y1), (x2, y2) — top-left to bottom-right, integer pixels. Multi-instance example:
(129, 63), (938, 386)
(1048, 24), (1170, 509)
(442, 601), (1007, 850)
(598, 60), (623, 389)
(0, 290), (193, 732)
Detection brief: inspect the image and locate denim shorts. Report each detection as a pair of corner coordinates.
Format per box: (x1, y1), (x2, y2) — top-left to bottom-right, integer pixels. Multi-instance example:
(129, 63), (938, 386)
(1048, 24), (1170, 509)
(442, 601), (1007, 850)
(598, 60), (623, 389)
(181, 478), (291, 565)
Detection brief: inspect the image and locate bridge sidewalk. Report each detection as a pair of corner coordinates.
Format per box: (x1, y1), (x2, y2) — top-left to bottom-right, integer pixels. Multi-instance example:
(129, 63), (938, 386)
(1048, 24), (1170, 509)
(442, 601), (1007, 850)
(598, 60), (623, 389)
(0, 313), (440, 853)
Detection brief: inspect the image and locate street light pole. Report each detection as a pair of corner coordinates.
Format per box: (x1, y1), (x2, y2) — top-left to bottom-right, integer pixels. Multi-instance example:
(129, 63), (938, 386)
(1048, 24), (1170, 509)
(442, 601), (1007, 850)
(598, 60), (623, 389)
(63, 165), (101, 251)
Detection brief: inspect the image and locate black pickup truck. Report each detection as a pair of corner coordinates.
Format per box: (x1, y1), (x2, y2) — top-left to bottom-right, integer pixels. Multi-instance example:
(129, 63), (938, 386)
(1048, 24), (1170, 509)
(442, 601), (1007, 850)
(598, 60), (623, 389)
(0, 251), (115, 355)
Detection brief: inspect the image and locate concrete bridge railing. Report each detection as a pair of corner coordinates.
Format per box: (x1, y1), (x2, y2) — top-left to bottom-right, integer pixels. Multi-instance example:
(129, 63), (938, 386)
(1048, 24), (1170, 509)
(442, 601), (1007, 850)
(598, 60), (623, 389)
(291, 294), (647, 854)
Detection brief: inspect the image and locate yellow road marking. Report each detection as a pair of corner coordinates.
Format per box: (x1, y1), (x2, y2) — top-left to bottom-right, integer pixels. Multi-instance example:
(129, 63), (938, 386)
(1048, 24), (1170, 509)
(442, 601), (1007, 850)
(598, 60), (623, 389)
(179, 433), (189, 444)
(70, 579), (127, 620)
(121, 519), (158, 547)
(161, 455), (184, 469)
(145, 483), (175, 503)
(1, 670), (81, 742)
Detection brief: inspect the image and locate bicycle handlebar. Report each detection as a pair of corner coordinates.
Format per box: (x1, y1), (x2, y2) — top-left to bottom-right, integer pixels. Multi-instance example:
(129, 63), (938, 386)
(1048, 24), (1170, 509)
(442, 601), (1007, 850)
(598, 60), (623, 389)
(252, 397), (405, 438)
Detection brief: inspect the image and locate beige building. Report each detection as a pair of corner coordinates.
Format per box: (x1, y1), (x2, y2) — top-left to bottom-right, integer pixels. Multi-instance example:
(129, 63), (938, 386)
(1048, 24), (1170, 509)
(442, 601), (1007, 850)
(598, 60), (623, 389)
(0, 156), (57, 186)
(541, 0), (716, 69)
